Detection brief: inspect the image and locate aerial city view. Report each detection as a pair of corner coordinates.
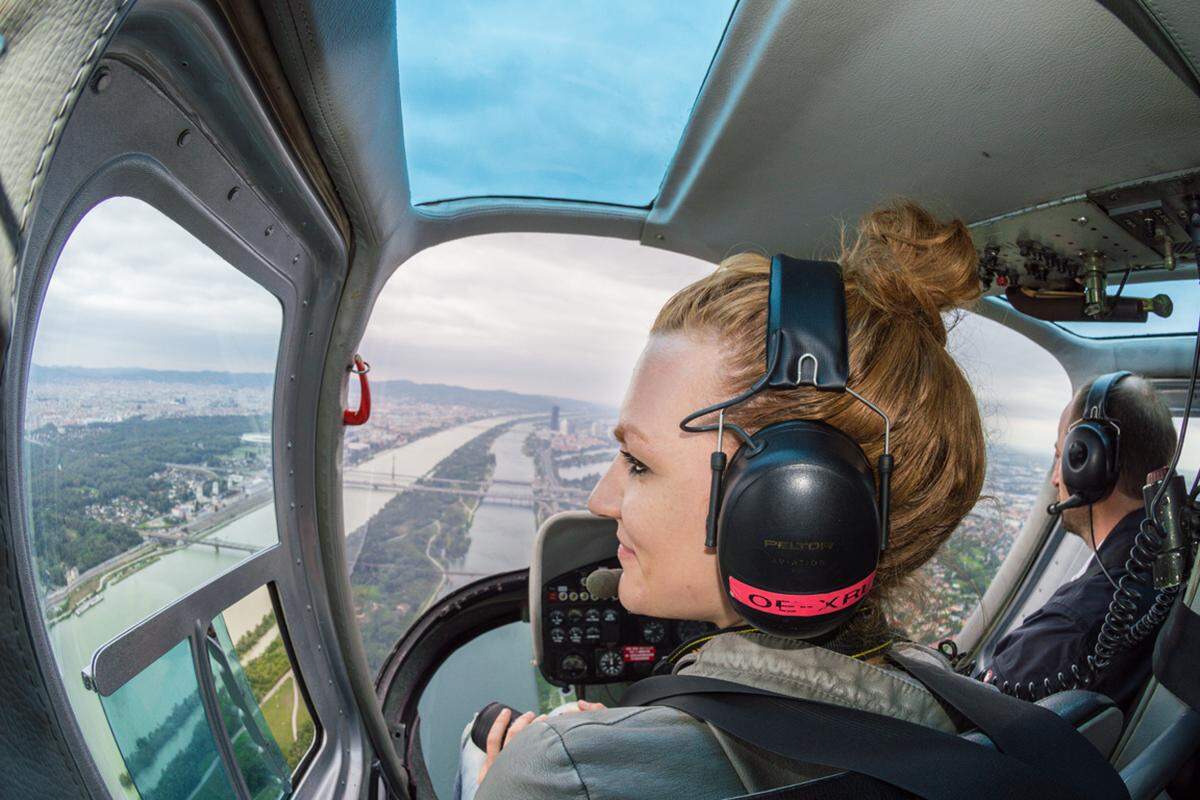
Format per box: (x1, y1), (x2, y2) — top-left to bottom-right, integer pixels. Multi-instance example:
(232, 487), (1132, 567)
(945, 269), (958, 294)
(27, 364), (1050, 672)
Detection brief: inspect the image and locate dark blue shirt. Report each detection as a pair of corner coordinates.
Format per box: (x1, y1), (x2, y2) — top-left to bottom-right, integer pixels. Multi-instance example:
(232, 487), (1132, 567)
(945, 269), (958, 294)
(981, 509), (1158, 711)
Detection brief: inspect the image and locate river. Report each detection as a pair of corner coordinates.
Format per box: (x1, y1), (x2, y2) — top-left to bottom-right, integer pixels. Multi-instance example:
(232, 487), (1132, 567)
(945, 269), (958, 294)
(439, 423), (539, 597)
(45, 414), (526, 800)
(418, 422), (544, 799)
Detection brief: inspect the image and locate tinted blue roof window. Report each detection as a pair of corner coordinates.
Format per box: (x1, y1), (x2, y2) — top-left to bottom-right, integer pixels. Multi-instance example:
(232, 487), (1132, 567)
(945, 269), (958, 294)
(396, 1), (736, 206)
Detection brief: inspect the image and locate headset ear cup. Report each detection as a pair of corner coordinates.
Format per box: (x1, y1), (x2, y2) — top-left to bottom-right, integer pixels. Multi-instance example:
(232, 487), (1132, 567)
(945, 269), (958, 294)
(1061, 422), (1118, 503)
(716, 420), (881, 639)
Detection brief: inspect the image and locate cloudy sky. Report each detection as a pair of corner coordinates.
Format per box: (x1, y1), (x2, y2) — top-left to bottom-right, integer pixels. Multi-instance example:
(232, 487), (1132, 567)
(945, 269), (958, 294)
(34, 197), (1080, 457)
(395, 1), (735, 205)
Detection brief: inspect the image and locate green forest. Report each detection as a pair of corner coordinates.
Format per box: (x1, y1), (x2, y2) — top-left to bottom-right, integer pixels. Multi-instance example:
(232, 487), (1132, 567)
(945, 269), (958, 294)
(26, 414), (268, 588)
(350, 425), (506, 672)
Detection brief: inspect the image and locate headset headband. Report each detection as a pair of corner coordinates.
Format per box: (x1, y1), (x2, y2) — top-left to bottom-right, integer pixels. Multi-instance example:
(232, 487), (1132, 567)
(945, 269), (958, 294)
(679, 253), (895, 550)
(1082, 371), (1132, 421)
(766, 255), (849, 390)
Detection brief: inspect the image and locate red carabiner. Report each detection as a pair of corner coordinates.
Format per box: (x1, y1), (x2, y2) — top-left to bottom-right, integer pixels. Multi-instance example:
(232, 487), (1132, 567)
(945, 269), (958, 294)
(343, 355), (371, 425)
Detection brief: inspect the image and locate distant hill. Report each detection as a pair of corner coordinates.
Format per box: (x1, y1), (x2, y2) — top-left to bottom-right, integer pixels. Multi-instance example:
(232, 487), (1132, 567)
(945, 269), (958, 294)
(29, 365), (274, 388)
(29, 365), (609, 413)
(372, 378), (606, 414)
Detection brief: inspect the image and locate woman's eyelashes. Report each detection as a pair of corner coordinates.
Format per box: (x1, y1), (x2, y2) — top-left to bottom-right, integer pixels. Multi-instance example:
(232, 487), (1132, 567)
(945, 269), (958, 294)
(620, 450), (649, 476)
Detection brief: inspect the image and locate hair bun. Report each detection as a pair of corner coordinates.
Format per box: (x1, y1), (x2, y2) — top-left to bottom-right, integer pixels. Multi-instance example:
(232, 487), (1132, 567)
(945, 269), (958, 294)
(841, 199), (982, 340)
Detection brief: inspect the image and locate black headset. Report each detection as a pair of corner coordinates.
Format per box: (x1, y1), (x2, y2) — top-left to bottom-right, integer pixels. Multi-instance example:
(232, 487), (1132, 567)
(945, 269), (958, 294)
(680, 254), (893, 639)
(1049, 371), (1131, 514)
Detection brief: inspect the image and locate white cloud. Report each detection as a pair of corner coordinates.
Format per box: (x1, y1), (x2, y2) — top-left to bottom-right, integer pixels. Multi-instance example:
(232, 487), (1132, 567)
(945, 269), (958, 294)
(32, 197), (1073, 454)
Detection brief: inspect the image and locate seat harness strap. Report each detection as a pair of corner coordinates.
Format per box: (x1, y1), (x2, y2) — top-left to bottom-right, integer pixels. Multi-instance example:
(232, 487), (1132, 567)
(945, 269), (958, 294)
(620, 649), (1129, 800)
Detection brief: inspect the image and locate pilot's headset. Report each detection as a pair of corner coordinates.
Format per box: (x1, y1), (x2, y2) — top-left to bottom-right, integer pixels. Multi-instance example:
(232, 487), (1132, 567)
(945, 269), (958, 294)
(680, 254), (894, 639)
(1049, 371), (1132, 514)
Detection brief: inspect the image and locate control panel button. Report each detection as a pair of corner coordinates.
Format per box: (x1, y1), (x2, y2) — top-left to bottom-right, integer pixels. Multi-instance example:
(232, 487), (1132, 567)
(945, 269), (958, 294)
(560, 654), (588, 681)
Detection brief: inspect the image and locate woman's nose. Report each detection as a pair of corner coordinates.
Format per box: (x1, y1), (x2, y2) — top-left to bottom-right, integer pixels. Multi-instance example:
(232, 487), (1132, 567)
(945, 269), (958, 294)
(587, 458), (623, 520)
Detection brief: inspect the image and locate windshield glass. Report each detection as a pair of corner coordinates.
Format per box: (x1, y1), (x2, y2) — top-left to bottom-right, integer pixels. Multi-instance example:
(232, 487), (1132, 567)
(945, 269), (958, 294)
(343, 238), (1076, 663)
(396, 1), (736, 206)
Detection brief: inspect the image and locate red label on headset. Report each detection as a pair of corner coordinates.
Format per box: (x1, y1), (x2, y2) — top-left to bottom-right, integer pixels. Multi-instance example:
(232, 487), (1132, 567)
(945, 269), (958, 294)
(728, 572), (876, 616)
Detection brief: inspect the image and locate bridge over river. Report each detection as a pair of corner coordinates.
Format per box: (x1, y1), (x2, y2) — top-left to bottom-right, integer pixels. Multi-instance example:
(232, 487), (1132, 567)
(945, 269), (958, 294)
(142, 529), (259, 554)
(341, 469), (590, 509)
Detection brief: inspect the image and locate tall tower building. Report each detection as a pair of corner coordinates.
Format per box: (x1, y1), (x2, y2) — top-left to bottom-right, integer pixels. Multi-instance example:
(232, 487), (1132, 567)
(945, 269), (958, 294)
(550, 405), (560, 432)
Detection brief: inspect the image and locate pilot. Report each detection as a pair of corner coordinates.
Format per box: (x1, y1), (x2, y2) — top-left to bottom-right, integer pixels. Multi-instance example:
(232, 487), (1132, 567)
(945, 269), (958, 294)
(472, 200), (988, 799)
(979, 373), (1175, 710)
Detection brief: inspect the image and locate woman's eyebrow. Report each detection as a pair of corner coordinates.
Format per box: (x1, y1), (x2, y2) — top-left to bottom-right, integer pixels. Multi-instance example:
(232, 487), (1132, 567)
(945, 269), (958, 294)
(612, 422), (649, 445)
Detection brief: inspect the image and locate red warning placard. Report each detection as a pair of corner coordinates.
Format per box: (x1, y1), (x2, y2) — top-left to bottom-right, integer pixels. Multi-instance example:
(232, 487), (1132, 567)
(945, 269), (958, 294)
(622, 645), (656, 663)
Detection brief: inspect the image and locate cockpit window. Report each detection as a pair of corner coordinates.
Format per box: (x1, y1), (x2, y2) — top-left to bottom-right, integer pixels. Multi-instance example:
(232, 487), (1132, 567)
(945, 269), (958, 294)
(23, 197), (283, 798)
(395, 1), (736, 206)
(897, 312), (1072, 643)
(347, 245), (1077, 662)
(344, 233), (710, 672)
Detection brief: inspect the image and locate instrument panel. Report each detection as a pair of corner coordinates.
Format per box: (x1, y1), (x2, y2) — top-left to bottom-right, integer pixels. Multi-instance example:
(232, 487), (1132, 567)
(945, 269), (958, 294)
(537, 558), (713, 686)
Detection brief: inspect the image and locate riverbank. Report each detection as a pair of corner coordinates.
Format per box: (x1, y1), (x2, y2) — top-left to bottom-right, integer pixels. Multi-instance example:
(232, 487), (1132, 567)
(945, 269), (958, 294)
(44, 487), (272, 620)
(42, 414), (527, 800)
(350, 422), (510, 670)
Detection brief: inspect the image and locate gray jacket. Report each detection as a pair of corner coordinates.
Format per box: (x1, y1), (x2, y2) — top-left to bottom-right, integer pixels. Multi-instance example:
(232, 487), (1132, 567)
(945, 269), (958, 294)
(475, 631), (958, 799)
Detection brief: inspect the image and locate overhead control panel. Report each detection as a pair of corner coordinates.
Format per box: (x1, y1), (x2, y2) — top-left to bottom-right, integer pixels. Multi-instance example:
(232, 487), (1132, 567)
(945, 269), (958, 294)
(973, 170), (1199, 324)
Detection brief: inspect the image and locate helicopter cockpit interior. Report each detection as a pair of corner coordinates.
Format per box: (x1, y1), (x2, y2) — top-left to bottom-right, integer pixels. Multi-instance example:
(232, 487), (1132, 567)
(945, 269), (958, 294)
(2, 1), (1200, 799)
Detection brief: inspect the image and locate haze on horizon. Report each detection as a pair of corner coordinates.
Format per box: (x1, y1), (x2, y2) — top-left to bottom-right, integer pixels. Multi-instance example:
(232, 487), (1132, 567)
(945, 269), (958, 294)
(34, 196), (1073, 455)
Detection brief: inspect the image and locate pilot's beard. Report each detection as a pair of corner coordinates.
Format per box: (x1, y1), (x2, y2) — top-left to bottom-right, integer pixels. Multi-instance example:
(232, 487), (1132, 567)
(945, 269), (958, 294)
(1061, 504), (1090, 537)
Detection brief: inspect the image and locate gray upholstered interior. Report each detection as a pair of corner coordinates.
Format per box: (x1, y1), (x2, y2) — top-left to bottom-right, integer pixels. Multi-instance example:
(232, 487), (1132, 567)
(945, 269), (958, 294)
(646, 0), (1200, 261)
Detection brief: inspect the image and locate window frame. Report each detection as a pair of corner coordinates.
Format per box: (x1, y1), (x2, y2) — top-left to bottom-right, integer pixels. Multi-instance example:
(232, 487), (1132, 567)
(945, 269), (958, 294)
(4, 51), (351, 800)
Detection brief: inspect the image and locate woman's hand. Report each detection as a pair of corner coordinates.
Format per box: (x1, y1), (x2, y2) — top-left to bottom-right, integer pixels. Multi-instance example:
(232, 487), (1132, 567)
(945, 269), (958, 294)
(476, 701), (606, 784)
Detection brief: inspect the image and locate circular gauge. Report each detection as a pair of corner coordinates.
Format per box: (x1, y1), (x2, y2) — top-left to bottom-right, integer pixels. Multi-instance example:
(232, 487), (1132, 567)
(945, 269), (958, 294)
(585, 626), (601, 642)
(675, 620), (710, 642)
(549, 627), (565, 644)
(568, 626), (584, 644)
(585, 608), (601, 623)
(548, 609), (566, 627)
(559, 654), (588, 681)
(601, 608), (620, 624)
(641, 620), (666, 644)
(567, 609), (583, 623)
(597, 650), (624, 678)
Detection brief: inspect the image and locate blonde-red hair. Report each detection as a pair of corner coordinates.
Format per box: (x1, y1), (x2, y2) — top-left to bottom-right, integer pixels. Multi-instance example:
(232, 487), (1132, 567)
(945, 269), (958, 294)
(652, 199), (986, 631)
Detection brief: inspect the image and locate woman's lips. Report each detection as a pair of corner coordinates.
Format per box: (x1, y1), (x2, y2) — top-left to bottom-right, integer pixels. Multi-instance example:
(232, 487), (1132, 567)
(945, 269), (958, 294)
(617, 542), (637, 561)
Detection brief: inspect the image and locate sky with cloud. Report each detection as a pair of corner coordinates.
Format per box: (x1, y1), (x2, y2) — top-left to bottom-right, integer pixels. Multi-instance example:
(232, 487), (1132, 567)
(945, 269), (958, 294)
(34, 197), (1079, 457)
(394, 0), (735, 205)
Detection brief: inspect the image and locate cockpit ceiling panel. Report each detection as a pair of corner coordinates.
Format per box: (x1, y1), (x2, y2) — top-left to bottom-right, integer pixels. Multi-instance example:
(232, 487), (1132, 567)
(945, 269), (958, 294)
(395, 1), (736, 207)
(644, 0), (1200, 262)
